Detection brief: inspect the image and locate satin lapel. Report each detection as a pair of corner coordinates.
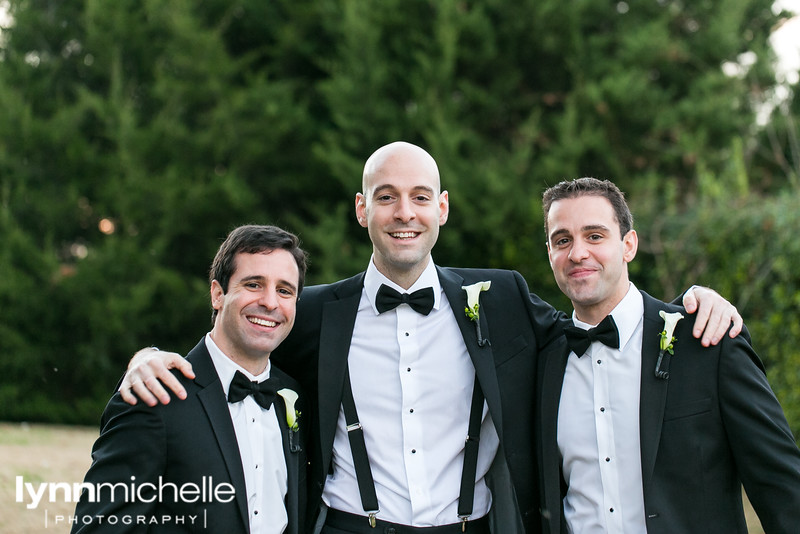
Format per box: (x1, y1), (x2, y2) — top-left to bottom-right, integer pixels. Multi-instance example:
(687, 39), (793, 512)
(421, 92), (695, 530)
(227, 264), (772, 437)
(438, 267), (503, 441)
(317, 272), (364, 475)
(638, 292), (670, 490)
(542, 339), (571, 534)
(191, 344), (250, 532)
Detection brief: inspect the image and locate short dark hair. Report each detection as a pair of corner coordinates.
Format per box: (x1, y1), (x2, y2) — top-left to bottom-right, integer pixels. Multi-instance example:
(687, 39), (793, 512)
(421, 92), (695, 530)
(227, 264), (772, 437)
(542, 177), (633, 239)
(209, 225), (308, 324)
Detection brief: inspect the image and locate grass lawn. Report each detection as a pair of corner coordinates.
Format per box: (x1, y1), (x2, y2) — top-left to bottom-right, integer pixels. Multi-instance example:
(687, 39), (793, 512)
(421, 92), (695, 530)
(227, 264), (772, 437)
(1, 422), (98, 534)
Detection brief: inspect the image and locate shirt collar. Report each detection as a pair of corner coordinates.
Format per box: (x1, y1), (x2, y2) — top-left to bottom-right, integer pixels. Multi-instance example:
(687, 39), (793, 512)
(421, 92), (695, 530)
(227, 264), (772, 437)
(204, 333), (272, 396)
(572, 283), (644, 350)
(363, 254), (442, 315)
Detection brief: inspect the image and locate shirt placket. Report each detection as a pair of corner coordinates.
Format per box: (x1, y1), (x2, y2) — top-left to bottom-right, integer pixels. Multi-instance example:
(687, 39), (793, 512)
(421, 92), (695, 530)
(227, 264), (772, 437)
(396, 305), (432, 520)
(592, 344), (624, 533)
(245, 398), (265, 532)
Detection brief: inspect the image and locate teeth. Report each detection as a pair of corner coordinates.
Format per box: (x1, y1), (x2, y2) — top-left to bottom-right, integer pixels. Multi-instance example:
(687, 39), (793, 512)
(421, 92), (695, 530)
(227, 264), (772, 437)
(249, 317), (277, 327)
(391, 232), (417, 239)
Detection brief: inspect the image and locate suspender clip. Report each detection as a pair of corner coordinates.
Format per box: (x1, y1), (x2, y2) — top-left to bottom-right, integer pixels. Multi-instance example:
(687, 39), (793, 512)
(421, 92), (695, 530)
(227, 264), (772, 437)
(368, 511), (379, 528)
(459, 515), (469, 532)
(346, 422), (363, 432)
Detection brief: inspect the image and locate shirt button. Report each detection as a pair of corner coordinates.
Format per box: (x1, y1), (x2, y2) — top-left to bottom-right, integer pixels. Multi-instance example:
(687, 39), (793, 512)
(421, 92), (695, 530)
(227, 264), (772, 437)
(411, 449), (417, 454)
(405, 332), (410, 337)
(409, 408), (414, 413)
(600, 407), (606, 412)
(610, 508), (614, 513)
(597, 359), (602, 364)
(407, 367), (411, 372)
(605, 457), (611, 462)
(254, 510), (259, 515)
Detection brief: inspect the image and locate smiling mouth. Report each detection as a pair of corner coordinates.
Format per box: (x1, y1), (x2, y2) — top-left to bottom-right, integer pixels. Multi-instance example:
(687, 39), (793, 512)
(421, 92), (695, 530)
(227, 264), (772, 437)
(390, 231), (419, 239)
(248, 317), (277, 327)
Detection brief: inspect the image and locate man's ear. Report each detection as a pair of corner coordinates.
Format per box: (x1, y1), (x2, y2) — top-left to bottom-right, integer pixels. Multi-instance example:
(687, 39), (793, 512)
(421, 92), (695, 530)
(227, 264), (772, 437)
(355, 193), (368, 228)
(438, 190), (449, 226)
(623, 229), (638, 263)
(210, 280), (225, 310)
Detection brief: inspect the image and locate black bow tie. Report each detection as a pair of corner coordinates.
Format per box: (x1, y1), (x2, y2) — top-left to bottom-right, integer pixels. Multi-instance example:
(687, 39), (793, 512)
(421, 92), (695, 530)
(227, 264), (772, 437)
(563, 315), (620, 357)
(228, 371), (281, 409)
(375, 284), (435, 316)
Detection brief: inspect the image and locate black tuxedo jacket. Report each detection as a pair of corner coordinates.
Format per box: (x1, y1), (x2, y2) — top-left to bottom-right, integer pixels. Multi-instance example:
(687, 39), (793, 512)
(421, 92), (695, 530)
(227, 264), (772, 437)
(272, 266), (567, 534)
(73, 339), (307, 533)
(537, 291), (800, 534)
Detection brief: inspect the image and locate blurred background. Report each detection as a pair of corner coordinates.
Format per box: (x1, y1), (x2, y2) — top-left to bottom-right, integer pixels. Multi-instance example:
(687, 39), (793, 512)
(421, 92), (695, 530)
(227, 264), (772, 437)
(1, 0), (799, 444)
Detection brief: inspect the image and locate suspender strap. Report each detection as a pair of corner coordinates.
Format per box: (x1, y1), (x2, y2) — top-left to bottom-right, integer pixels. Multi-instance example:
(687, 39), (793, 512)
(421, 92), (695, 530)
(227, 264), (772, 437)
(342, 363), (380, 526)
(342, 366), (485, 530)
(458, 374), (484, 528)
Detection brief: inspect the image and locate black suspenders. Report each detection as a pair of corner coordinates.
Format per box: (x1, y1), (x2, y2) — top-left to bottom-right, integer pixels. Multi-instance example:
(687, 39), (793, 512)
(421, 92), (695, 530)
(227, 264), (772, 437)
(459, 375), (484, 529)
(342, 362), (485, 531)
(342, 366), (381, 527)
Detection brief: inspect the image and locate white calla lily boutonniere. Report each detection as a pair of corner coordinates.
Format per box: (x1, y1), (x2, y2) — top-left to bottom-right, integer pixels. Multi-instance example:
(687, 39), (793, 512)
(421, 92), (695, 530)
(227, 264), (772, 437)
(277, 388), (300, 430)
(278, 388), (302, 452)
(654, 310), (684, 379)
(462, 281), (491, 347)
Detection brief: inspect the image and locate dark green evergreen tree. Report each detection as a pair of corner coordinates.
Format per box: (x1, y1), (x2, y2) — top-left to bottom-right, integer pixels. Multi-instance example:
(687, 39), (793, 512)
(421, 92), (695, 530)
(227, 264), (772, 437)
(1, 0), (797, 426)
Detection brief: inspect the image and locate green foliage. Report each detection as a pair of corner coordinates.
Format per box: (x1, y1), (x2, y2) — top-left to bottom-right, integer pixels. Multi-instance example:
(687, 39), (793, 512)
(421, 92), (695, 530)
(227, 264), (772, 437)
(0, 0), (327, 422)
(634, 185), (800, 435)
(0, 0), (798, 429)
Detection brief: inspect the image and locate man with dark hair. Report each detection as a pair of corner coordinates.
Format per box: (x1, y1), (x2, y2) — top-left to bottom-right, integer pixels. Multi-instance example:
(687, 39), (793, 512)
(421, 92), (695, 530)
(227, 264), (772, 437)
(72, 225), (308, 534)
(537, 178), (800, 533)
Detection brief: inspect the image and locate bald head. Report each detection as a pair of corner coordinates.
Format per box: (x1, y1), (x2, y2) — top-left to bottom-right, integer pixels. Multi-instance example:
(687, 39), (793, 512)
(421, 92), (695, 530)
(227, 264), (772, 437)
(362, 141), (441, 195)
(355, 141), (449, 288)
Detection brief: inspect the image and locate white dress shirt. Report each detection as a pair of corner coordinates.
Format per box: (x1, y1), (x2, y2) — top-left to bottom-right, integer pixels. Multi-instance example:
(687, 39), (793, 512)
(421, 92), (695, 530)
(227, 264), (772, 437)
(322, 256), (499, 526)
(206, 334), (288, 534)
(557, 284), (648, 534)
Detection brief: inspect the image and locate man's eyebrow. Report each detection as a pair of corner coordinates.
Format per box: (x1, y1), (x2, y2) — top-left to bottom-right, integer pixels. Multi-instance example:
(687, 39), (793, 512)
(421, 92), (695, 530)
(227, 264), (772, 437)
(581, 224), (611, 233)
(239, 275), (265, 283)
(278, 279), (299, 293)
(371, 184), (397, 196)
(238, 275), (298, 293)
(548, 224), (610, 242)
(409, 185), (436, 195)
(372, 184), (435, 196)
(548, 228), (570, 242)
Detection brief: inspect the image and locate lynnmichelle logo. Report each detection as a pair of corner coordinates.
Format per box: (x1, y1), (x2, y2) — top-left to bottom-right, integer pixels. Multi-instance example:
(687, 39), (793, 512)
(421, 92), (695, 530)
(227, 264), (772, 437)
(15, 475), (236, 529)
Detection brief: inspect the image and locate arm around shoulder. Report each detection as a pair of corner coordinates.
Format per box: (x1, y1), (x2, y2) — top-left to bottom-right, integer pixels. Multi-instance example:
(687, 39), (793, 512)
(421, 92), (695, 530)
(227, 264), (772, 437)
(514, 270), (569, 349)
(71, 394), (167, 533)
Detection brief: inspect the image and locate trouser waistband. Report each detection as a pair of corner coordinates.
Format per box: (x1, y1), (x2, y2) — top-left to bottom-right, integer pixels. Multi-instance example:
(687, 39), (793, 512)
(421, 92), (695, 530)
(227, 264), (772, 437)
(324, 508), (490, 534)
